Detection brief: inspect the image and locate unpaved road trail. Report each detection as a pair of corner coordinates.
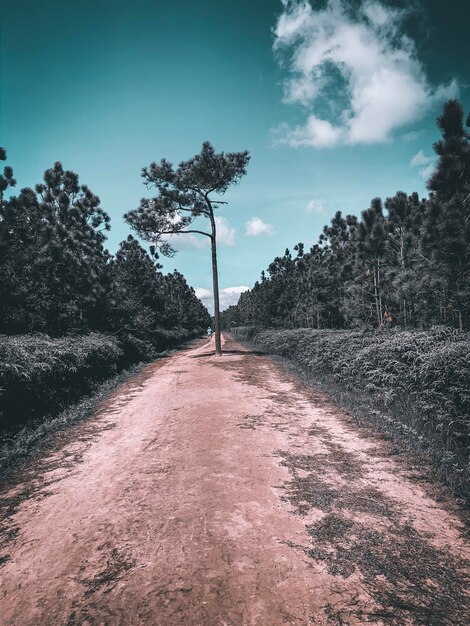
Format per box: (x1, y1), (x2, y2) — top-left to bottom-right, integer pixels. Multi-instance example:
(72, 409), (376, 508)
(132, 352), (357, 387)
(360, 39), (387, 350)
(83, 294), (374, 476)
(1, 334), (470, 626)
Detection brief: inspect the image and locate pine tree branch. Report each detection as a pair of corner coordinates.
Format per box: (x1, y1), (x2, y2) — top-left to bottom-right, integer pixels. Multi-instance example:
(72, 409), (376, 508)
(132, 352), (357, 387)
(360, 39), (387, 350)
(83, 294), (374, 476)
(160, 229), (212, 238)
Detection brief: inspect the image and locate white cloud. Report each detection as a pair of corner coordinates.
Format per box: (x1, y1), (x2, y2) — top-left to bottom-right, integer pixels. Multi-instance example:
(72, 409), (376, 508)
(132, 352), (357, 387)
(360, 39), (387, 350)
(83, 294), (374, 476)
(220, 286), (250, 307)
(195, 285), (250, 313)
(215, 216), (236, 246)
(419, 162), (435, 179)
(165, 232), (208, 251)
(194, 287), (212, 301)
(273, 0), (458, 148)
(410, 149), (436, 178)
(164, 216), (236, 250)
(163, 216), (235, 249)
(305, 198), (325, 214)
(245, 217), (276, 236)
(410, 150), (434, 167)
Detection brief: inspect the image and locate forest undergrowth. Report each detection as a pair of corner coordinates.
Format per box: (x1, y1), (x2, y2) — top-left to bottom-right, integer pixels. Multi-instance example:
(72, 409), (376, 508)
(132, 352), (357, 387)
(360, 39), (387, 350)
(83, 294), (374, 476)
(0, 337), (203, 475)
(232, 326), (470, 503)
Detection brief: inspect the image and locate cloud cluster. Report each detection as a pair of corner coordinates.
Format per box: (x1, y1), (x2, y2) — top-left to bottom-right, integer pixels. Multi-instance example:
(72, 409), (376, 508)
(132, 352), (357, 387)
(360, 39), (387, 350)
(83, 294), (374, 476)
(165, 216), (236, 250)
(166, 232), (207, 251)
(195, 285), (250, 313)
(410, 149), (435, 179)
(305, 198), (325, 214)
(245, 217), (276, 236)
(215, 216), (236, 246)
(273, 0), (458, 147)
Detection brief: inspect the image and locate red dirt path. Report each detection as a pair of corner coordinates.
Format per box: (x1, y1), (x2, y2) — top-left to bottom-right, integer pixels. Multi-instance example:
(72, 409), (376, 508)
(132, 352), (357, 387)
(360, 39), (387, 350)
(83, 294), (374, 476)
(0, 334), (469, 625)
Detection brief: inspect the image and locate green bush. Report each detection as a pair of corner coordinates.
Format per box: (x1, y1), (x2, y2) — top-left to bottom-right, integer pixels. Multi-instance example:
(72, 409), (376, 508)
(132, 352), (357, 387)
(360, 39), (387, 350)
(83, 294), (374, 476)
(0, 333), (123, 431)
(0, 325), (206, 435)
(233, 326), (470, 493)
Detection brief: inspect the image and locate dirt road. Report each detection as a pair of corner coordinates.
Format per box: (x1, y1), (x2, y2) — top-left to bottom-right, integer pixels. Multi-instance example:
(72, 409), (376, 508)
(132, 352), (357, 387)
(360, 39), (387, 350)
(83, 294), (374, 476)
(1, 334), (469, 625)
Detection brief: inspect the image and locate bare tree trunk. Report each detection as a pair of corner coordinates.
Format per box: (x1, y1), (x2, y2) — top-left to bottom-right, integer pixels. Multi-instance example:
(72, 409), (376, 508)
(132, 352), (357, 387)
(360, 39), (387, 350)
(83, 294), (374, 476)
(209, 211), (222, 356)
(377, 260), (383, 326)
(373, 263), (381, 327)
(398, 231), (407, 327)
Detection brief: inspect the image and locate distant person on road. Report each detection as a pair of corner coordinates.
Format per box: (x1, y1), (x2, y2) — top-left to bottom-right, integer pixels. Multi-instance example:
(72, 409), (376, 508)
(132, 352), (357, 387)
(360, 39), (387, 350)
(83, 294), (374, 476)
(207, 327), (212, 337)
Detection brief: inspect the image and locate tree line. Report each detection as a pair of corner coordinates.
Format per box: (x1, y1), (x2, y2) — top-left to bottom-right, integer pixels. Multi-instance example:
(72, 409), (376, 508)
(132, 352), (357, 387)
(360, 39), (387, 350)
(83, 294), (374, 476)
(222, 100), (470, 331)
(0, 152), (210, 356)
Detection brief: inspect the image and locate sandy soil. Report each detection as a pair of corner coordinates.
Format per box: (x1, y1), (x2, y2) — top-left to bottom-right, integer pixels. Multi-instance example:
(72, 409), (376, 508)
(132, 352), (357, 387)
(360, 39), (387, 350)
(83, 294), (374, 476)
(0, 334), (469, 626)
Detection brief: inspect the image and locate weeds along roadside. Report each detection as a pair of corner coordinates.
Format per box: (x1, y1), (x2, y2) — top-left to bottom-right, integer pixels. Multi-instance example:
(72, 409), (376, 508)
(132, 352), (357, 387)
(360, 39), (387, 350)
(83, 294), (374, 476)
(231, 326), (470, 505)
(0, 361), (150, 477)
(0, 334), (202, 477)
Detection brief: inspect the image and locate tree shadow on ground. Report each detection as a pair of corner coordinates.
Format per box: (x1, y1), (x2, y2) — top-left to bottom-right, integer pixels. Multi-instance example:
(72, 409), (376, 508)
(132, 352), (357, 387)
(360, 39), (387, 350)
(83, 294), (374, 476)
(190, 349), (266, 359)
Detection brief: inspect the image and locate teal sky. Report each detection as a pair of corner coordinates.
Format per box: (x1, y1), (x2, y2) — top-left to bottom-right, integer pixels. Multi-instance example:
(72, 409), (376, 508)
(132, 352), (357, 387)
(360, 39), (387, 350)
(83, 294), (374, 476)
(1, 0), (469, 310)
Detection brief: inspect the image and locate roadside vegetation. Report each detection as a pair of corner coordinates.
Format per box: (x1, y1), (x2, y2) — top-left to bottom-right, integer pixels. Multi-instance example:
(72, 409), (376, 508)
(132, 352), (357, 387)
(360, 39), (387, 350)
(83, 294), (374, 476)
(232, 326), (470, 499)
(0, 334), (123, 434)
(0, 359), (145, 473)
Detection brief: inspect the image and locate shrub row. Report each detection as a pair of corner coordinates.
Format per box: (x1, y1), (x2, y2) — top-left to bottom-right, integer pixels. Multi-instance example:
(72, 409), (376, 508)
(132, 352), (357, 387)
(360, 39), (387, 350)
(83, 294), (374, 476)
(119, 326), (204, 364)
(232, 326), (470, 494)
(0, 333), (124, 432)
(0, 328), (204, 434)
